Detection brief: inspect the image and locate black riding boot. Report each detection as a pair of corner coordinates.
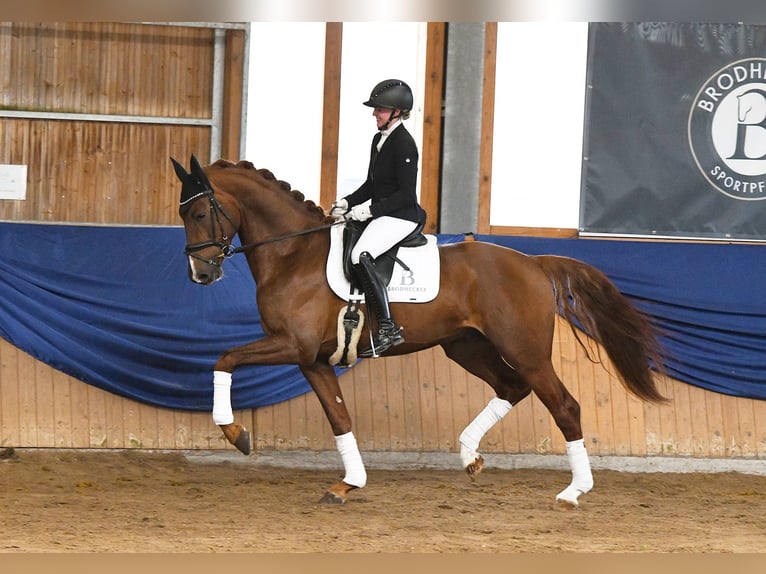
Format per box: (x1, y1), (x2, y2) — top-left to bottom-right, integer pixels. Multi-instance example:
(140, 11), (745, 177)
(354, 251), (404, 355)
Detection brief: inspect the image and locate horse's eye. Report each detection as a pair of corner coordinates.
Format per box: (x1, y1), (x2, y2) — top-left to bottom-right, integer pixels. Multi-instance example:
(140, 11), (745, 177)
(194, 211), (206, 222)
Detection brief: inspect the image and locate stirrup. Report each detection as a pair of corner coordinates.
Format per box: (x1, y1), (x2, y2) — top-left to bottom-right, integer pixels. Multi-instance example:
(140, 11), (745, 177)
(359, 323), (404, 358)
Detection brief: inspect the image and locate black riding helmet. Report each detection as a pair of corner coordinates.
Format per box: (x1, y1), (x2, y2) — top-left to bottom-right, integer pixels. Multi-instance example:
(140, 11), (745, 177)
(363, 79), (413, 112)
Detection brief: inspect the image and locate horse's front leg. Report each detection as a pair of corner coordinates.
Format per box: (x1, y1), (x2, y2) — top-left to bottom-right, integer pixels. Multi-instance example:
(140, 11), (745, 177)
(299, 362), (366, 505)
(211, 335), (312, 455)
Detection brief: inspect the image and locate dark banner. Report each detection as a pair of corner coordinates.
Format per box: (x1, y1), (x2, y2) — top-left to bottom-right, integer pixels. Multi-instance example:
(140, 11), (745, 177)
(581, 23), (766, 240)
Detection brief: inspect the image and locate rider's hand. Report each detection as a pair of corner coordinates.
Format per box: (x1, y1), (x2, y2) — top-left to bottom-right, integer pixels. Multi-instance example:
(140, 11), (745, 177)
(330, 198), (348, 218)
(348, 204), (372, 222)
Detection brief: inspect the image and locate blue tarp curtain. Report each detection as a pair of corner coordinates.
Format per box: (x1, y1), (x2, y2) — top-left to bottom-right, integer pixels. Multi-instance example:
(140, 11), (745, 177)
(0, 222), (763, 411)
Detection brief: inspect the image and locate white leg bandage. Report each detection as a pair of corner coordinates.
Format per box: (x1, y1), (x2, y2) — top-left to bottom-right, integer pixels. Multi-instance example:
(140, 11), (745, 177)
(212, 370), (234, 425)
(555, 438), (594, 506)
(459, 397), (513, 467)
(335, 431), (367, 488)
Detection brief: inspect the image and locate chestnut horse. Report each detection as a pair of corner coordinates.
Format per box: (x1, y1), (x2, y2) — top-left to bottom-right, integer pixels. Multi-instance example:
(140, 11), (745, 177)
(171, 155), (667, 508)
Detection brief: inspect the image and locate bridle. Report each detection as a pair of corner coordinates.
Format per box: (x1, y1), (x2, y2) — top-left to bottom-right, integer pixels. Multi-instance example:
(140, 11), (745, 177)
(183, 192), (344, 267)
(183, 191), (238, 267)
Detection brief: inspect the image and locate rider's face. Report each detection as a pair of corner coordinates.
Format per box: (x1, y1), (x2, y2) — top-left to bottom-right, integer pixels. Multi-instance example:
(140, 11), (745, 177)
(373, 107), (400, 129)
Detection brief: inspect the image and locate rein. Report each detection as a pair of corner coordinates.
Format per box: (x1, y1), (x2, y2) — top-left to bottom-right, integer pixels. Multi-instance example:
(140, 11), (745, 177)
(184, 190), (345, 265)
(222, 220), (345, 258)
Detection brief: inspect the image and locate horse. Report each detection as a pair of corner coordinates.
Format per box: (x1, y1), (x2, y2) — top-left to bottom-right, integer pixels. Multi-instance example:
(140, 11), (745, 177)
(171, 155), (668, 508)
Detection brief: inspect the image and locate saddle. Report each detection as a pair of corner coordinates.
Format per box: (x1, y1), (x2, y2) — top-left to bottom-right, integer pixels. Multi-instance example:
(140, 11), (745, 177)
(341, 219), (427, 287)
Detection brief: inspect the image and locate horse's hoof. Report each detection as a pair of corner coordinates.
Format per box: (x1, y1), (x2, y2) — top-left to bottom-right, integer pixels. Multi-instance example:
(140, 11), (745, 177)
(219, 423), (251, 455)
(233, 429), (251, 455)
(319, 491), (347, 505)
(555, 497), (579, 511)
(555, 484), (587, 510)
(465, 454), (485, 481)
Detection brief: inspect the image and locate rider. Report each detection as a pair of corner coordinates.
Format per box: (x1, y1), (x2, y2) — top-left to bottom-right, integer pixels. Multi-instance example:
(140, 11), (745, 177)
(332, 79), (426, 355)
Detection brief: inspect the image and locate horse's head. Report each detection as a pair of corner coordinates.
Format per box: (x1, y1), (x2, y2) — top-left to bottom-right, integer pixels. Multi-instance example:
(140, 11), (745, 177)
(171, 155), (240, 285)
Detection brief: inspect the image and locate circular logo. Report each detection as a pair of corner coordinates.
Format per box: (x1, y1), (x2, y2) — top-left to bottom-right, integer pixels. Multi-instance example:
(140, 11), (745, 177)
(688, 58), (766, 200)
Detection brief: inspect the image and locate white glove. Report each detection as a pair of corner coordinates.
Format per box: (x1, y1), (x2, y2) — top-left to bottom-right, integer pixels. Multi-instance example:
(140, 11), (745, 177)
(348, 204), (372, 221)
(330, 198), (348, 217)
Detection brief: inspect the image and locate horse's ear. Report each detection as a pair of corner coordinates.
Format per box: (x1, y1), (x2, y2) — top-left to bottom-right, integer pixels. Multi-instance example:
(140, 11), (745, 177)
(189, 154), (215, 192)
(170, 157), (189, 182)
(174, 154), (214, 213)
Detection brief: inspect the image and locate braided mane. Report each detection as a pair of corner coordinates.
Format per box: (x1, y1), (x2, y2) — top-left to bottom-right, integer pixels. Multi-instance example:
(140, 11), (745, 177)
(210, 159), (333, 223)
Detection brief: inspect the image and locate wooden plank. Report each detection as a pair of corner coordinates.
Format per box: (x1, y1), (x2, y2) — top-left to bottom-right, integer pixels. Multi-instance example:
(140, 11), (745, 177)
(573, 334), (600, 454)
(51, 370), (73, 448)
(446, 355), (469, 453)
(269, 397), (295, 450)
(685, 383), (710, 457)
(221, 28), (245, 160)
(489, 226), (579, 238)
(172, 409), (193, 449)
(17, 350), (37, 446)
(349, 358), (374, 450)
(625, 391), (647, 456)
(104, 390), (125, 448)
(303, 381), (332, 451)
(288, 394), (310, 450)
(515, 390), (537, 454)
(319, 22), (342, 210)
(1, 23), (214, 118)
(420, 22), (446, 234)
(86, 385), (107, 448)
(736, 398), (757, 457)
(720, 392), (742, 457)
(0, 340), (20, 447)
(416, 348), (440, 451)
(253, 404), (276, 450)
(703, 390), (725, 457)
(652, 376), (677, 455)
(433, 344), (456, 451)
(369, 356), (392, 450)
(33, 360), (55, 446)
(401, 351), (424, 450)
(607, 370), (631, 456)
(671, 379), (694, 455)
(383, 355), (407, 451)
(137, 402), (159, 449)
(68, 375), (91, 448)
(753, 398), (766, 458)
(477, 22), (497, 235)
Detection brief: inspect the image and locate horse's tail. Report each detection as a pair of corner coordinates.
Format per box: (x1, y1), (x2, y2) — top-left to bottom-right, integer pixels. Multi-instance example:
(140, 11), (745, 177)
(535, 254), (668, 404)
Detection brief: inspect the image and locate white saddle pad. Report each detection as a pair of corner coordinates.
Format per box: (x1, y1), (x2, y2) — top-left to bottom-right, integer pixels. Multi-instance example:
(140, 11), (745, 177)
(326, 223), (440, 303)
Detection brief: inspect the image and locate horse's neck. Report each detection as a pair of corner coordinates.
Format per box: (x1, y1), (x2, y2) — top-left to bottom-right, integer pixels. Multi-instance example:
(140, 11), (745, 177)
(236, 197), (329, 285)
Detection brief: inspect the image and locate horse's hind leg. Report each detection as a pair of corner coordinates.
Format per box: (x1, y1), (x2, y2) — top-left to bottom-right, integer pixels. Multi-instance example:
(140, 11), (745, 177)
(521, 361), (594, 508)
(441, 331), (532, 480)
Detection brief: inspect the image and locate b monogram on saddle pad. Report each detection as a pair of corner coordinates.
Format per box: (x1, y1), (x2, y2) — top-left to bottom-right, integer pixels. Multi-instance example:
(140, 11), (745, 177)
(326, 222), (440, 303)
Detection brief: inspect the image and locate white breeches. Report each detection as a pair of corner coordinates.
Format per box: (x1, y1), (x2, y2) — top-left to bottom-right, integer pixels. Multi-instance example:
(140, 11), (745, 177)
(350, 216), (418, 264)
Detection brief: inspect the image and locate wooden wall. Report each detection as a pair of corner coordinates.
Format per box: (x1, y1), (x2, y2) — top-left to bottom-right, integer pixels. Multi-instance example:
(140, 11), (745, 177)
(0, 22), (246, 225)
(0, 22), (763, 461)
(3, 318), (764, 459)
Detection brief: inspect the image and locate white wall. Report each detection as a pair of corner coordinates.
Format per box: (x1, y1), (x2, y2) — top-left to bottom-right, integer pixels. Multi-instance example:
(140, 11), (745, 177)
(246, 22), (588, 228)
(246, 22), (326, 198)
(490, 22), (588, 228)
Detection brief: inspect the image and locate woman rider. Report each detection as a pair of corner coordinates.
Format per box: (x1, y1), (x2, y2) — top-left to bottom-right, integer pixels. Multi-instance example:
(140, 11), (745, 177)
(332, 79), (427, 355)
